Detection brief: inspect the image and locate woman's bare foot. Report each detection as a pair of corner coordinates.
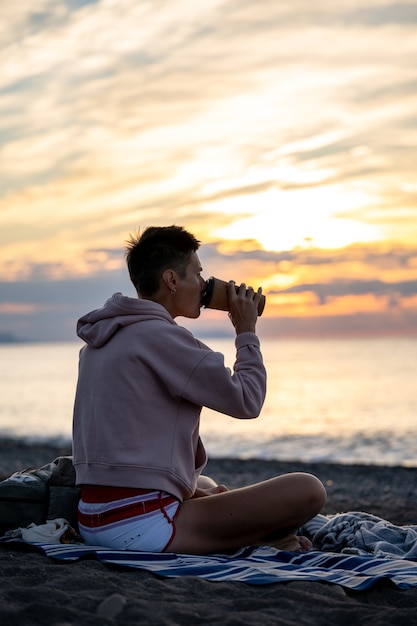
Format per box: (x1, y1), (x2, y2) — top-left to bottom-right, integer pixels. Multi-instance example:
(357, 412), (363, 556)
(297, 535), (313, 552)
(260, 534), (312, 552)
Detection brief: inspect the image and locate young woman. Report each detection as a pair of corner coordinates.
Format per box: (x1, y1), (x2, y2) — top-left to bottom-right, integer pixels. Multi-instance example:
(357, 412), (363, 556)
(72, 225), (326, 554)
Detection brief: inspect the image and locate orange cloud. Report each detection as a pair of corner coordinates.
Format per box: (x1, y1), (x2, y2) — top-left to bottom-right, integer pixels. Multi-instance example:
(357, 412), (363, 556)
(0, 302), (40, 314)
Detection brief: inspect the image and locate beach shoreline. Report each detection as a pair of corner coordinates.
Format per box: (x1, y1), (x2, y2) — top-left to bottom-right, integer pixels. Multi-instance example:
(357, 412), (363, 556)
(1, 440), (417, 625)
(1, 438), (416, 525)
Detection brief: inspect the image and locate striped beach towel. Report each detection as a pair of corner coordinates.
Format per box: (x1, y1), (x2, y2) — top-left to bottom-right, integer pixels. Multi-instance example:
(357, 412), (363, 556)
(1, 536), (417, 590)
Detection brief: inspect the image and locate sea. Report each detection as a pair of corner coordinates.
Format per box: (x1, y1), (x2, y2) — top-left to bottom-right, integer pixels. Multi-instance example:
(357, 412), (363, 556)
(0, 337), (416, 467)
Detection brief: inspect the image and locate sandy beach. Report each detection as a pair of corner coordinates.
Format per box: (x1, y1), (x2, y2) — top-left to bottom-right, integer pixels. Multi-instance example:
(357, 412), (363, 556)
(1, 440), (417, 625)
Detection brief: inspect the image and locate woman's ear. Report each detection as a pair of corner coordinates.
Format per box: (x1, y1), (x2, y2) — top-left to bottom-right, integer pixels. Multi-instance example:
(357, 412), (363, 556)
(161, 268), (177, 293)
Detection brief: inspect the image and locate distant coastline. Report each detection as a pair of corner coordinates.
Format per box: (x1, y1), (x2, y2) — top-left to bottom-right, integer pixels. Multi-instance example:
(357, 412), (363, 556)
(0, 332), (22, 343)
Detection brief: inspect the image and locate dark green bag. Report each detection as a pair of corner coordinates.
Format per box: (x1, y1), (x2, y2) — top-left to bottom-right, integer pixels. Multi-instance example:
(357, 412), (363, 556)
(0, 456), (80, 533)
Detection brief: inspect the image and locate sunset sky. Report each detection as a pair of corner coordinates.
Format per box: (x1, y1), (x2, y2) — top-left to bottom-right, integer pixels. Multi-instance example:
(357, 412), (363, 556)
(1, 0), (417, 341)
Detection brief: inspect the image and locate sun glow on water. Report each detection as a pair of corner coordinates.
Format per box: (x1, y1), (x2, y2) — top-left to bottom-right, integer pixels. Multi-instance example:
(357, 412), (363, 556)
(0, 338), (416, 466)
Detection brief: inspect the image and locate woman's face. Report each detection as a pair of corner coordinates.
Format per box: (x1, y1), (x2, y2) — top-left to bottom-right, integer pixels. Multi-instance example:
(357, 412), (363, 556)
(173, 252), (206, 318)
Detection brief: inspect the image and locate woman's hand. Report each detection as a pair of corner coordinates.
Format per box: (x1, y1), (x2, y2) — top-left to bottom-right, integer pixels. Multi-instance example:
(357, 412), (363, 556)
(192, 475), (228, 498)
(227, 281), (263, 335)
(192, 484), (229, 498)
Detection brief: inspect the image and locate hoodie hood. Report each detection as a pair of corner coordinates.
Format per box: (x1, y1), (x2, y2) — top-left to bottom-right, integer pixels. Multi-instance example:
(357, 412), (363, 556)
(77, 292), (176, 348)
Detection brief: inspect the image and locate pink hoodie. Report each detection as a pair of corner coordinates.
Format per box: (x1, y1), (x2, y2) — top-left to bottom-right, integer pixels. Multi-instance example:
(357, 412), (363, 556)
(72, 293), (266, 500)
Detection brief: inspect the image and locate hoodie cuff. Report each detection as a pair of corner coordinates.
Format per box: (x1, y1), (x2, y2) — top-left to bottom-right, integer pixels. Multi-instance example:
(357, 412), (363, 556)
(235, 332), (260, 350)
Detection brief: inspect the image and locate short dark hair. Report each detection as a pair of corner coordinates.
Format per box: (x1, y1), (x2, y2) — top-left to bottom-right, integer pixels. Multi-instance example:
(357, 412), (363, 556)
(125, 225), (201, 295)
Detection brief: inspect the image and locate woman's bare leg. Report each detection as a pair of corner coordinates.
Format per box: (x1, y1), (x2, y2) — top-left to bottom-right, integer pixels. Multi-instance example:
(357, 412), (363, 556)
(168, 472), (326, 554)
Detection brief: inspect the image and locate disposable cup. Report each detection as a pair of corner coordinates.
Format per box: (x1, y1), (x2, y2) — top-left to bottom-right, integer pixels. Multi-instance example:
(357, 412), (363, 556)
(201, 277), (266, 316)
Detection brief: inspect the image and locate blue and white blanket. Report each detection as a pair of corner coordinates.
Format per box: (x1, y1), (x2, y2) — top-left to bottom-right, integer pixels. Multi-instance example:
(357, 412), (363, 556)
(301, 512), (417, 560)
(1, 512), (417, 591)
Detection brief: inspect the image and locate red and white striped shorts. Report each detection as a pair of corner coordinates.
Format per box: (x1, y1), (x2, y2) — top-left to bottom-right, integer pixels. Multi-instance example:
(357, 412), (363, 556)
(78, 485), (180, 552)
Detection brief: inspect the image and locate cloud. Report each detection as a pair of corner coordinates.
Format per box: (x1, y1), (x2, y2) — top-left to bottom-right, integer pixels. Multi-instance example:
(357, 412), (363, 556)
(342, 3), (417, 26)
(0, 302), (41, 314)
(2, 1), (416, 178)
(203, 241), (417, 274)
(258, 308), (417, 338)
(272, 279), (417, 305)
(0, 268), (135, 341)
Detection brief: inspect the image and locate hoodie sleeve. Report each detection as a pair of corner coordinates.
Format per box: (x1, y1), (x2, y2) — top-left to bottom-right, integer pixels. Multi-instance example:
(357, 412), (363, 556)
(156, 330), (266, 419)
(184, 332), (266, 418)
